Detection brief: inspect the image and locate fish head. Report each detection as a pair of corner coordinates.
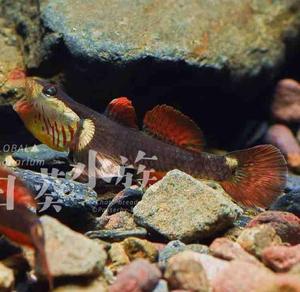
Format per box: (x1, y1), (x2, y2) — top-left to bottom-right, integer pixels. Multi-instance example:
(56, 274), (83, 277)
(13, 77), (81, 151)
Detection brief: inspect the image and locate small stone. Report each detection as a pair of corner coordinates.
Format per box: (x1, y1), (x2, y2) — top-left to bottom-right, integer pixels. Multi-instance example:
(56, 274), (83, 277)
(272, 79), (300, 123)
(103, 211), (139, 230)
(212, 260), (274, 292)
(223, 226), (244, 241)
(261, 244), (300, 272)
(0, 263), (14, 292)
(106, 188), (143, 215)
(285, 173), (300, 192)
(133, 170), (242, 243)
(25, 216), (107, 278)
(246, 211), (300, 245)
(270, 191), (300, 218)
(164, 251), (210, 292)
(264, 124), (300, 170)
(107, 242), (130, 274)
(172, 253), (229, 282)
(159, 241), (209, 265)
(236, 225), (282, 258)
(85, 228), (147, 242)
(109, 259), (161, 292)
(121, 237), (158, 262)
(153, 280), (169, 292)
(210, 237), (263, 266)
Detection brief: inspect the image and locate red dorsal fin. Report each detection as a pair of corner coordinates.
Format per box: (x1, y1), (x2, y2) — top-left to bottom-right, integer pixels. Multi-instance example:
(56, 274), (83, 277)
(105, 97), (138, 129)
(143, 105), (204, 152)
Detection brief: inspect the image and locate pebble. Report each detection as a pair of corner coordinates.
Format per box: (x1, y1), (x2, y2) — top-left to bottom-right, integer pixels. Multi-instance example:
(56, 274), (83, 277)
(261, 244), (300, 272)
(271, 79), (300, 123)
(85, 228), (148, 242)
(210, 237), (263, 266)
(159, 240), (209, 265)
(264, 124), (300, 170)
(246, 211), (300, 245)
(164, 251), (210, 292)
(236, 225), (282, 258)
(109, 259), (162, 292)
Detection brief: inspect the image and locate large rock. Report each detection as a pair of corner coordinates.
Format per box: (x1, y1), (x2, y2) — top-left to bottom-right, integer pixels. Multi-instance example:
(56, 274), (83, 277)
(25, 216), (107, 278)
(133, 170), (242, 243)
(41, 0), (300, 80)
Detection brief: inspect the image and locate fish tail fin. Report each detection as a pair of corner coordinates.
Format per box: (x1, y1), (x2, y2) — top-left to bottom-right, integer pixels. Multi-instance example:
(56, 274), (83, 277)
(220, 145), (287, 208)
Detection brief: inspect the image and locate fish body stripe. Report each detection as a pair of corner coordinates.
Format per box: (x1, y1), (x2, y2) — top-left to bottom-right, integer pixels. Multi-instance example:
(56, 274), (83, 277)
(54, 121), (59, 148)
(61, 125), (67, 146)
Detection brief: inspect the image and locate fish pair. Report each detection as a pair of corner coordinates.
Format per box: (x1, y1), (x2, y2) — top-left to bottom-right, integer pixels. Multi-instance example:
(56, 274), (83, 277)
(11, 70), (287, 208)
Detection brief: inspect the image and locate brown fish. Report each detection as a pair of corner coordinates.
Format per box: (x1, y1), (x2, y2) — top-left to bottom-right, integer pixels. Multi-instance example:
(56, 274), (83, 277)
(13, 77), (287, 208)
(0, 167), (52, 290)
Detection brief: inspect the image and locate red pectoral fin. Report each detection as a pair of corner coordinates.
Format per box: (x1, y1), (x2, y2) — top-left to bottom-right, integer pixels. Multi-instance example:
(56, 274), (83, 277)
(143, 105), (205, 153)
(0, 167), (36, 208)
(105, 97), (138, 129)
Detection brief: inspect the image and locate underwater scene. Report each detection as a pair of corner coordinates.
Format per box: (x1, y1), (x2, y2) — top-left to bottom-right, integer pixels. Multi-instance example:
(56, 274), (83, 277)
(0, 0), (300, 291)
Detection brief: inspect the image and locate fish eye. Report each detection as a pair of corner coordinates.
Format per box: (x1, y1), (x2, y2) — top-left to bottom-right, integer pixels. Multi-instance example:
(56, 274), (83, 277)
(42, 85), (57, 97)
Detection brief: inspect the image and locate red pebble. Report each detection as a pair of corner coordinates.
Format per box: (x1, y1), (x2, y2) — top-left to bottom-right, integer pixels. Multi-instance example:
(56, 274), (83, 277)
(247, 211), (300, 245)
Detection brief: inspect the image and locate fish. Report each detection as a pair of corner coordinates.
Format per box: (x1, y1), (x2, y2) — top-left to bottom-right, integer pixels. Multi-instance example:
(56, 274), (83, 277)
(12, 76), (287, 208)
(0, 167), (52, 290)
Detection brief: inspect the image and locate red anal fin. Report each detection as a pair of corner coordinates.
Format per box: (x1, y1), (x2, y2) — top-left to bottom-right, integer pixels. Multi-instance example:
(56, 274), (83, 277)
(143, 105), (204, 152)
(105, 97), (138, 129)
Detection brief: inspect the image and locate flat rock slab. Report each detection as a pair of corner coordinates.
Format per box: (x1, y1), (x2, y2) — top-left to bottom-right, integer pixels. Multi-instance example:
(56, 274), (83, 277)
(133, 170), (242, 243)
(13, 168), (98, 213)
(42, 0), (300, 78)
